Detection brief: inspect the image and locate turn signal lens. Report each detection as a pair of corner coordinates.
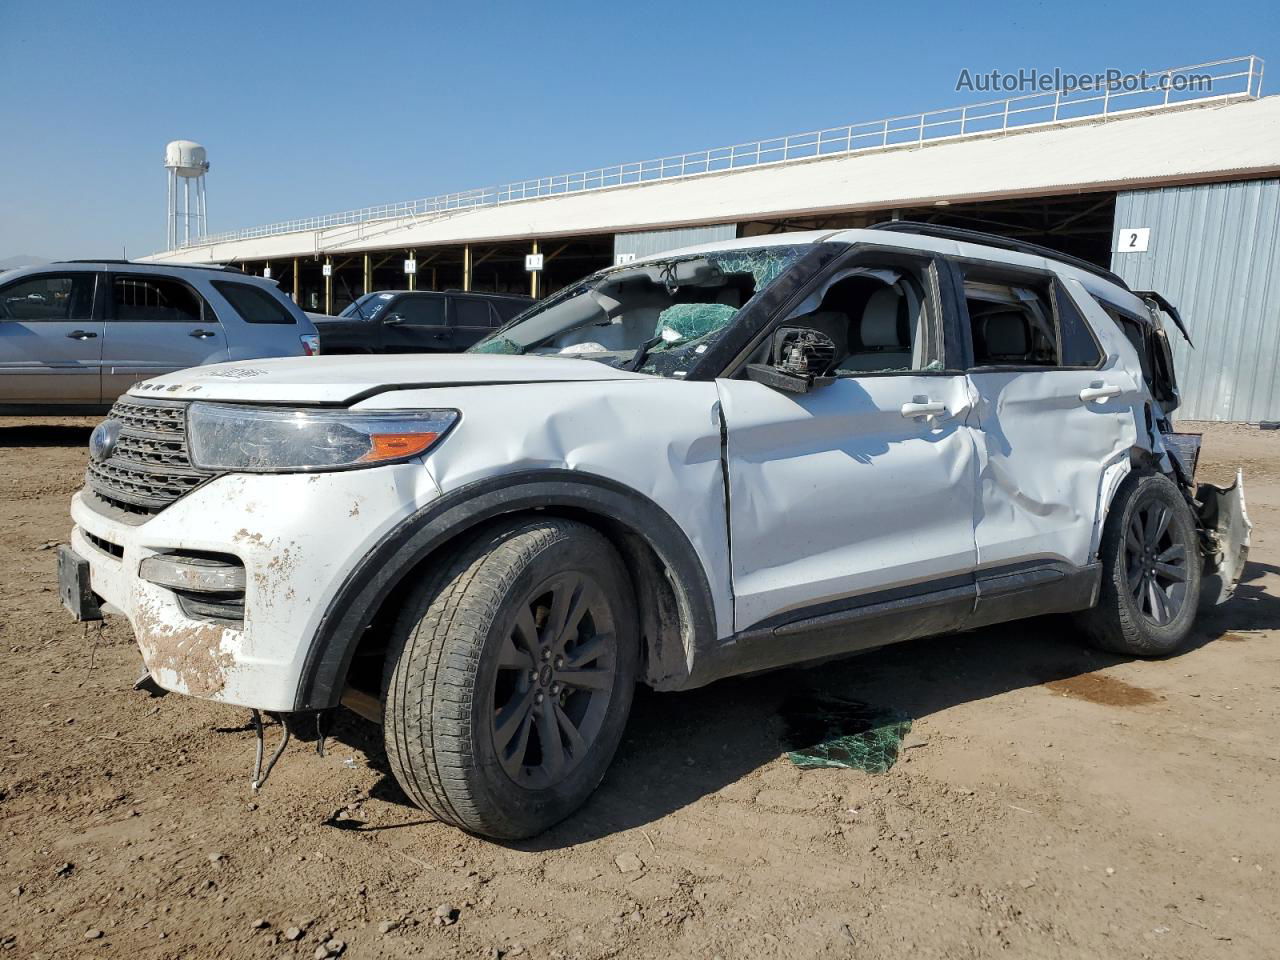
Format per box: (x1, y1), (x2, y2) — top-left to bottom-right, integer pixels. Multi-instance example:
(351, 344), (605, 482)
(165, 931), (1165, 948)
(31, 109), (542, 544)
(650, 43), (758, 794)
(361, 432), (441, 463)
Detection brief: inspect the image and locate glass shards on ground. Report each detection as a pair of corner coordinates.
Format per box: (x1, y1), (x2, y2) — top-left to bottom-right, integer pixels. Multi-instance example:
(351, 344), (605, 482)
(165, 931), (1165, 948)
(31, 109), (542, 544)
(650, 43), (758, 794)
(780, 694), (913, 774)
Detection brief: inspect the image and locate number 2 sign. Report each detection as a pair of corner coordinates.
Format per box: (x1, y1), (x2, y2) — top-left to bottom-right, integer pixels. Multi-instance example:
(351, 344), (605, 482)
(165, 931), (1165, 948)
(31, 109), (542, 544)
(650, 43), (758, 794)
(1117, 227), (1150, 253)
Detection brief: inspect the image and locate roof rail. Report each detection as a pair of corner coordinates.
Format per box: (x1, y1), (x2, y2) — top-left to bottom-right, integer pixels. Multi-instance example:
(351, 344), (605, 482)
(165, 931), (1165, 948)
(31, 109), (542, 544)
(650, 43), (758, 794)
(53, 260), (245, 272)
(866, 221), (1128, 289)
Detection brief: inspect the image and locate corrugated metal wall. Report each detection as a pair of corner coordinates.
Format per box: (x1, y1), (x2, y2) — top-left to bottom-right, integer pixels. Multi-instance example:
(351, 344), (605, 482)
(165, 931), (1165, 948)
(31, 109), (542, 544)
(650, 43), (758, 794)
(614, 224), (737, 260)
(1111, 180), (1280, 422)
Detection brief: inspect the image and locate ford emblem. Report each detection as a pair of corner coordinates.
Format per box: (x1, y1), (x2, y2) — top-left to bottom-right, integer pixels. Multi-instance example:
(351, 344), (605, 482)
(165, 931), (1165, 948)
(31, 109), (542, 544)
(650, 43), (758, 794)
(89, 419), (122, 463)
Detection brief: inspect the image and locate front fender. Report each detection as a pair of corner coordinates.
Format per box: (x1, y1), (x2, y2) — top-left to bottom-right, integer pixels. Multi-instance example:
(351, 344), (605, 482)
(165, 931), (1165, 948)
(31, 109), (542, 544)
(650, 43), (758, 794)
(293, 470), (720, 710)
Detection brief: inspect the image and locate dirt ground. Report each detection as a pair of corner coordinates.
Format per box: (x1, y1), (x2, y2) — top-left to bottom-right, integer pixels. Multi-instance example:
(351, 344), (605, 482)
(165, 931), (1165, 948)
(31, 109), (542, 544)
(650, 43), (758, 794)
(1, 417), (1276, 960)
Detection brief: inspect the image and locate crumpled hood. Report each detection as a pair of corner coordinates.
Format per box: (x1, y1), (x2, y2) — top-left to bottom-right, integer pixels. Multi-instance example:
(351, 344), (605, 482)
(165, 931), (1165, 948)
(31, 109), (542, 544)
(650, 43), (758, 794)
(128, 354), (651, 405)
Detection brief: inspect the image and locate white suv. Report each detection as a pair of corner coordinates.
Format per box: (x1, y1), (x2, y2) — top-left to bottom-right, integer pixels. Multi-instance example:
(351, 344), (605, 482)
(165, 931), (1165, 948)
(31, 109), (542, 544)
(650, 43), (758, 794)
(61, 224), (1249, 839)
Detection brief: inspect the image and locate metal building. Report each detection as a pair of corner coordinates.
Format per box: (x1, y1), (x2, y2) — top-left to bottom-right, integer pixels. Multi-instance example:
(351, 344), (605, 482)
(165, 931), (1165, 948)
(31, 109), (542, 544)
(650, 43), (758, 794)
(1112, 180), (1280, 422)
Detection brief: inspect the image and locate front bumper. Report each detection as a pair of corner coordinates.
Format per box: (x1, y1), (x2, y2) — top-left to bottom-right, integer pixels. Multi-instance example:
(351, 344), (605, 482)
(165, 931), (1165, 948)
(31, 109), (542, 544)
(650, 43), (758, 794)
(68, 464), (440, 711)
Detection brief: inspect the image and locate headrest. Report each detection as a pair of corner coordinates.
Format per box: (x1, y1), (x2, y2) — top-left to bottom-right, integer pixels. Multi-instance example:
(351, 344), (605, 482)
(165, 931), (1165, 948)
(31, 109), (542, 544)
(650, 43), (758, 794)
(861, 289), (904, 348)
(980, 310), (1030, 358)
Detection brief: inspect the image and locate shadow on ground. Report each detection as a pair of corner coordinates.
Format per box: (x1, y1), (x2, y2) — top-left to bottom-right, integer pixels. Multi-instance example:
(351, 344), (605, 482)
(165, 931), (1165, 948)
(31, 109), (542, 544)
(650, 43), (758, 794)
(333, 559), (1275, 848)
(0, 424), (95, 447)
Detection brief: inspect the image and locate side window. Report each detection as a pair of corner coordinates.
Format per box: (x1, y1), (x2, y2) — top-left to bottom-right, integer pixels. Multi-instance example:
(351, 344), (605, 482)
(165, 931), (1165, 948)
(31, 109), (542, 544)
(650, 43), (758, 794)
(211, 281), (296, 324)
(775, 261), (940, 375)
(394, 296), (446, 326)
(0, 274), (95, 321)
(1096, 299), (1152, 383)
(112, 275), (206, 323)
(964, 276), (1057, 367)
(453, 298), (493, 328)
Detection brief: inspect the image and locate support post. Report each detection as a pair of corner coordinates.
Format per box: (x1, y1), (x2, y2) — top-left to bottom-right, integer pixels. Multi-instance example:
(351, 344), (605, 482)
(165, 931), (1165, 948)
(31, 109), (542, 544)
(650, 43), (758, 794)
(407, 249), (416, 291)
(530, 239), (540, 299)
(292, 257), (300, 304)
(324, 256), (333, 315)
(462, 244), (472, 292)
(363, 254), (371, 295)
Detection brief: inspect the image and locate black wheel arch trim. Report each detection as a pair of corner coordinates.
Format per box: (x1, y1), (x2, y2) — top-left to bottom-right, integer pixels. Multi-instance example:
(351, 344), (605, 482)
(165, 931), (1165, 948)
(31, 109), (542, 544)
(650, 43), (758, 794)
(293, 469), (719, 711)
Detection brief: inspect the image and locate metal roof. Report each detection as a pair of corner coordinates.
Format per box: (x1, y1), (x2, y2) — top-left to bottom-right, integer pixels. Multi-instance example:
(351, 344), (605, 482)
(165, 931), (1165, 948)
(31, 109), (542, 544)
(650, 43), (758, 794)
(145, 93), (1280, 265)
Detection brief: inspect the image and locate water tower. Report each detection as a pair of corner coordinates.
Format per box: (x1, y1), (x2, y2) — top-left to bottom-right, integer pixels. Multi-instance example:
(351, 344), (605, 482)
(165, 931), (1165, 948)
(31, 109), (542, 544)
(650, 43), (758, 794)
(164, 140), (210, 249)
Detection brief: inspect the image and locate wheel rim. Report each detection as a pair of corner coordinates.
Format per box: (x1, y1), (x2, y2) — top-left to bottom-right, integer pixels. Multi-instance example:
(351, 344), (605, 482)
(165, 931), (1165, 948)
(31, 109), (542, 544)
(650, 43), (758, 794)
(489, 571), (617, 789)
(1124, 497), (1190, 627)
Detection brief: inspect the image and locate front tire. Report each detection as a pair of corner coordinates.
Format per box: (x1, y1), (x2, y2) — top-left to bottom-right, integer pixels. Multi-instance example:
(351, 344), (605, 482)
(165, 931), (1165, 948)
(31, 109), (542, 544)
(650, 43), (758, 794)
(382, 518), (638, 839)
(1076, 471), (1201, 657)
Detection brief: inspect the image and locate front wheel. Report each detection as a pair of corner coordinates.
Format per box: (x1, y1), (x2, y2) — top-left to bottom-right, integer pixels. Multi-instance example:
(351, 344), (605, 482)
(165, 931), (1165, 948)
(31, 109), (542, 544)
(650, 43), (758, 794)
(1076, 471), (1202, 656)
(382, 518), (638, 839)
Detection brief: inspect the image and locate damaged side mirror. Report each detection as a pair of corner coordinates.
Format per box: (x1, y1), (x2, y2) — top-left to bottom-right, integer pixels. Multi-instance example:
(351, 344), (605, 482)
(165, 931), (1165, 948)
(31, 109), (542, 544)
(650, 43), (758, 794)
(746, 326), (838, 395)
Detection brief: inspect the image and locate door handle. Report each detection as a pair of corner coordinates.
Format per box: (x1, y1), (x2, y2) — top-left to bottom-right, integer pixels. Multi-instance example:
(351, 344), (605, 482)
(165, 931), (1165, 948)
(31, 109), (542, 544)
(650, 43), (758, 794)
(189, 329), (217, 339)
(66, 330), (97, 340)
(1079, 383), (1122, 403)
(901, 400), (947, 419)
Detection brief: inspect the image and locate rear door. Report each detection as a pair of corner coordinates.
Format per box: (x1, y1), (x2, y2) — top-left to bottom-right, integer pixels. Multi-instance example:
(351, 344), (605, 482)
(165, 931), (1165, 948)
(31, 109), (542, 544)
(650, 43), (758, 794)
(450, 297), (501, 349)
(101, 273), (228, 398)
(952, 259), (1142, 571)
(382, 294), (450, 352)
(0, 271), (103, 405)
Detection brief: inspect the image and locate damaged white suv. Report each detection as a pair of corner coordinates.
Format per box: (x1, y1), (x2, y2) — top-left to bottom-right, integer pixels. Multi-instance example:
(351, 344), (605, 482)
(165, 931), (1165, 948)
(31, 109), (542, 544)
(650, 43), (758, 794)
(61, 224), (1249, 839)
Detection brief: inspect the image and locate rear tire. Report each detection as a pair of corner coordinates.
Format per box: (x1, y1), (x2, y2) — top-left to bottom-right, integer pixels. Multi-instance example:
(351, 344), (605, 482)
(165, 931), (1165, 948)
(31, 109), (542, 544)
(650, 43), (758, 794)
(382, 518), (638, 839)
(1076, 471), (1201, 657)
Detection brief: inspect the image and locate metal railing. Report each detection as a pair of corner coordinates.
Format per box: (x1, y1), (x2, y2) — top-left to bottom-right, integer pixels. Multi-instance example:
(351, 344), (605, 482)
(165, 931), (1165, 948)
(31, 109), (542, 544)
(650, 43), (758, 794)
(185, 55), (1264, 249)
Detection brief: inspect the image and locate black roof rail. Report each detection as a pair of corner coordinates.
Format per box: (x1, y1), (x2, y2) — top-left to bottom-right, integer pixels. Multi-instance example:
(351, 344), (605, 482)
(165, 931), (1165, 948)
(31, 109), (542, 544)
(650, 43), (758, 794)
(866, 221), (1129, 289)
(53, 260), (245, 273)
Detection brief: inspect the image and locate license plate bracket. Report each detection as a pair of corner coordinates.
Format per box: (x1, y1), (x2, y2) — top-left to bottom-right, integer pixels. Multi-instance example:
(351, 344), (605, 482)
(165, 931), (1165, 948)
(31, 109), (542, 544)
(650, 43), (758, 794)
(57, 544), (102, 621)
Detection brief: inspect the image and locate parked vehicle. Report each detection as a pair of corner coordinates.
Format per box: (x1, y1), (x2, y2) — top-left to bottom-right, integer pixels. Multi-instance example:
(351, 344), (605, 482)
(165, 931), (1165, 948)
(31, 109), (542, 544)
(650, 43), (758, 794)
(311, 289), (532, 354)
(0, 261), (319, 412)
(60, 224), (1248, 839)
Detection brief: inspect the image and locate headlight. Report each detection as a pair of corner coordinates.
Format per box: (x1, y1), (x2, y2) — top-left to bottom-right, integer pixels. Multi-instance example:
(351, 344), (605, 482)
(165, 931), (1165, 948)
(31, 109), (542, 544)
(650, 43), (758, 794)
(187, 403), (458, 472)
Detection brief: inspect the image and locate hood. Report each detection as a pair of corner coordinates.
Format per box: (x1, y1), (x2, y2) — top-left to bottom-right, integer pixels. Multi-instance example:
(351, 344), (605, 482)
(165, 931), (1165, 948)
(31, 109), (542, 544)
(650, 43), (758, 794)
(127, 353), (652, 405)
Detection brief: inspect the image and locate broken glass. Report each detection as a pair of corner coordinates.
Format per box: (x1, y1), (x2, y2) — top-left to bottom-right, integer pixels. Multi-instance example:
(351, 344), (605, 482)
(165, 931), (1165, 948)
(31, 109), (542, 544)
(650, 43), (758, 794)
(780, 695), (912, 773)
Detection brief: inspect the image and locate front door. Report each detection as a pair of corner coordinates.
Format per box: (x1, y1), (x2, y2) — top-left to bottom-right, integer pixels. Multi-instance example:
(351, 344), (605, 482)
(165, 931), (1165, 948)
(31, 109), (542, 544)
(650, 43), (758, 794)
(0, 272), (103, 405)
(101, 273), (227, 399)
(717, 255), (979, 631)
(382, 294), (450, 352)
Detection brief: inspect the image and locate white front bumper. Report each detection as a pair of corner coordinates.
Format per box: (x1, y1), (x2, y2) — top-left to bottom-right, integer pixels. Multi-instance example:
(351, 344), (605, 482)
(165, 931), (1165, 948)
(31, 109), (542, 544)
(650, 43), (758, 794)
(70, 464), (440, 711)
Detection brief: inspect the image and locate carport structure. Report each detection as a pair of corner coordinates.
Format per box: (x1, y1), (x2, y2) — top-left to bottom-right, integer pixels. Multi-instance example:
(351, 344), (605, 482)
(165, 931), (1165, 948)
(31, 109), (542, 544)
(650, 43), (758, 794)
(143, 56), (1280, 419)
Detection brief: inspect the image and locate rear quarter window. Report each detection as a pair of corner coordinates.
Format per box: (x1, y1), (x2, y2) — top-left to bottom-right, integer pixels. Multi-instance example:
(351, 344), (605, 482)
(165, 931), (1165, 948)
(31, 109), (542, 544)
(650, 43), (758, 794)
(212, 280), (297, 325)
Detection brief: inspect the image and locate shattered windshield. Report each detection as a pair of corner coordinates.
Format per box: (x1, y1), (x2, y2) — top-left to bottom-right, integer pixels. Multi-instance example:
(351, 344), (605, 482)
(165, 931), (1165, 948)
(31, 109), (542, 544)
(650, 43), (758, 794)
(469, 246), (806, 378)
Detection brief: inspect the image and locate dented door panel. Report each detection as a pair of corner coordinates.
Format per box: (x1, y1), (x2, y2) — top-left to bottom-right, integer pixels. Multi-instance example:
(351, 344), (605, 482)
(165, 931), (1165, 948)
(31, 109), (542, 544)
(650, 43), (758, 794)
(718, 375), (979, 631)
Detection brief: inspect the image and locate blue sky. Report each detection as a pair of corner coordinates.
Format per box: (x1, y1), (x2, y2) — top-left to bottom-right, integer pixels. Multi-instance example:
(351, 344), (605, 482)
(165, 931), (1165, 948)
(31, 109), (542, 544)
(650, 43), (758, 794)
(2, 0), (1275, 260)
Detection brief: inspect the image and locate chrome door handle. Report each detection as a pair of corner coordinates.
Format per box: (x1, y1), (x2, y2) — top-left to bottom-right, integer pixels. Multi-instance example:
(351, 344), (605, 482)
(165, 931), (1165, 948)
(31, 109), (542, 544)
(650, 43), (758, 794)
(188, 329), (216, 339)
(1079, 383), (1122, 402)
(66, 330), (97, 340)
(901, 400), (947, 418)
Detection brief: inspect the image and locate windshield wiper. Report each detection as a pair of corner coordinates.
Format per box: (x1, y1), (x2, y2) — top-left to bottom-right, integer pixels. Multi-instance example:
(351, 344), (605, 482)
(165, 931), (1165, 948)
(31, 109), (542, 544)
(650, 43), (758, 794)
(628, 334), (666, 372)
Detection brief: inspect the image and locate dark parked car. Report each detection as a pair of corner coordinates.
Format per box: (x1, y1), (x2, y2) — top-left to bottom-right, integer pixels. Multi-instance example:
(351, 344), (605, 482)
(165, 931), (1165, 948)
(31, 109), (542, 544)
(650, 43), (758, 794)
(311, 290), (531, 354)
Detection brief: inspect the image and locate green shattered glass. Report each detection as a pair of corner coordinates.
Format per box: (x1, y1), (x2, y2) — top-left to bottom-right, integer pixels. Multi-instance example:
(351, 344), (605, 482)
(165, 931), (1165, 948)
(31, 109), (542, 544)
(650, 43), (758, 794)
(471, 335), (520, 355)
(780, 695), (912, 773)
(654, 303), (738, 344)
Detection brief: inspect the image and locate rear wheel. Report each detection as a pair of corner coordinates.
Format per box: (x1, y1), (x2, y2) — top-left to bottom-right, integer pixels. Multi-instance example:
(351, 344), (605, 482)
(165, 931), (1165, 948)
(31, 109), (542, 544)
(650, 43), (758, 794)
(382, 518), (638, 839)
(1077, 472), (1201, 656)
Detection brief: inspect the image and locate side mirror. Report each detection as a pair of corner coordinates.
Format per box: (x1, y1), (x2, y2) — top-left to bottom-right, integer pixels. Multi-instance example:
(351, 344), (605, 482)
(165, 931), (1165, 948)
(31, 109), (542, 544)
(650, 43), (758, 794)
(745, 327), (837, 394)
(382, 313), (403, 326)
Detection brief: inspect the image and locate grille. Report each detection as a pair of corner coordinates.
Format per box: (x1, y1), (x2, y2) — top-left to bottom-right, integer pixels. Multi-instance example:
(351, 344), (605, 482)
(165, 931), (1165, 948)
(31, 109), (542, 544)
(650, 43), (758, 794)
(86, 397), (212, 515)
